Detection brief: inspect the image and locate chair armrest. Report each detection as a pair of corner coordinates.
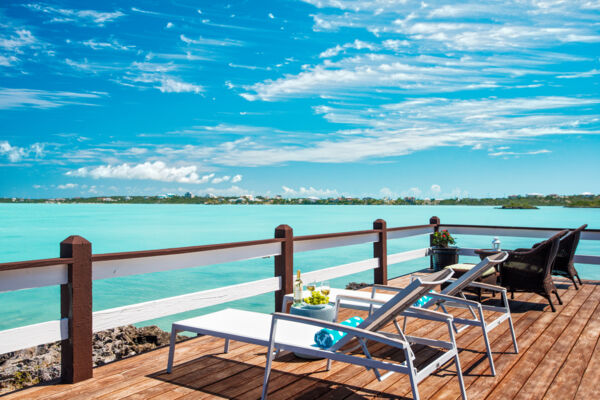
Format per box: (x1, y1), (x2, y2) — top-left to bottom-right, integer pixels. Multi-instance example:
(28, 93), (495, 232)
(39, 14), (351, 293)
(465, 281), (506, 292)
(335, 294), (388, 306)
(271, 312), (407, 349)
(405, 307), (453, 322)
(429, 292), (480, 307)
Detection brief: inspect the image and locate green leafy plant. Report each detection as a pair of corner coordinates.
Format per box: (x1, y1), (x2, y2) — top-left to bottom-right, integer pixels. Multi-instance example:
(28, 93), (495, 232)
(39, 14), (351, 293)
(303, 290), (330, 305)
(431, 230), (456, 248)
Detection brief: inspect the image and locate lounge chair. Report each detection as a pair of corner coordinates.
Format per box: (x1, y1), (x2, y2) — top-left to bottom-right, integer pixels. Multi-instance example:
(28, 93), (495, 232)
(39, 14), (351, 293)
(167, 269), (469, 400)
(330, 253), (513, 376)
(552, 224), (587, 289)
(479, 230), (567, 312)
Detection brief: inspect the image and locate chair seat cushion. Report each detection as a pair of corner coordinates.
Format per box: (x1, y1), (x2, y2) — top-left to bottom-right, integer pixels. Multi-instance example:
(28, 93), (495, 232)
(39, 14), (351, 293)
(445, 263), (496, 277)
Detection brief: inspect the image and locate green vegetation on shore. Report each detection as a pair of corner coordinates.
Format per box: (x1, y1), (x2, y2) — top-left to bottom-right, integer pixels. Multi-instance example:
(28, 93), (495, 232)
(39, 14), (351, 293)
(1, 194), (599, 207)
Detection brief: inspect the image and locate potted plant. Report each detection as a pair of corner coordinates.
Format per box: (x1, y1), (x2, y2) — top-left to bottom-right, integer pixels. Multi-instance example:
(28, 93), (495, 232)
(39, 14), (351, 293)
(430, 230), (459, 271)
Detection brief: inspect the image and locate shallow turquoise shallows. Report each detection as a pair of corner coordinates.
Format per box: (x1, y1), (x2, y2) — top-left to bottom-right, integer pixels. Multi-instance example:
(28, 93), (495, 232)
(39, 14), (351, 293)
(1, 204), (598, 332)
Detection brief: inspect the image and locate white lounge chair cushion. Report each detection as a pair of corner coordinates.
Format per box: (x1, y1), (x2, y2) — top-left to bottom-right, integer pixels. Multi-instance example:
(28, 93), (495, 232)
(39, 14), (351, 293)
(174, 308), (323, 349)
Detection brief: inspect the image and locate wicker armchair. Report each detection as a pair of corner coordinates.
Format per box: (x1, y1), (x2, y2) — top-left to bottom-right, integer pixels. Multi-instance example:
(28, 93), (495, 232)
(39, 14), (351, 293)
(499, 231), (567, 312)
(552, 224), (587, 289)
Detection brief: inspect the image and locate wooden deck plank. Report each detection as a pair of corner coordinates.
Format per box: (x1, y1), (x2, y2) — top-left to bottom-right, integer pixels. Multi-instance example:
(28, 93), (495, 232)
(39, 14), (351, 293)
(3, 276), (600, 400)
(428, 284), (584, 400)
(516, 285), (600, 400)
(482, 285), (594, 400)
(574, 332), (600, 399)
(543, 285), (600, 400)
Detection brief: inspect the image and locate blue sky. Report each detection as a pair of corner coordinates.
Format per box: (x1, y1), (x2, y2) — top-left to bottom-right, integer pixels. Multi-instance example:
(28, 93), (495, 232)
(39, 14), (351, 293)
(1, 0), (599, 199)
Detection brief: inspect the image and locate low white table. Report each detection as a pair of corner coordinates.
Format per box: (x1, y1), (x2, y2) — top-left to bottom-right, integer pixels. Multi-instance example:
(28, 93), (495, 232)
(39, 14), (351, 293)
(282, 287), (395, 314)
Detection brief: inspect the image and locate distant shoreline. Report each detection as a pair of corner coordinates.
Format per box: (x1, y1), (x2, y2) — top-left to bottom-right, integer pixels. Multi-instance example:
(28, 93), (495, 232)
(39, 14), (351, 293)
(1, 194), (599, 208)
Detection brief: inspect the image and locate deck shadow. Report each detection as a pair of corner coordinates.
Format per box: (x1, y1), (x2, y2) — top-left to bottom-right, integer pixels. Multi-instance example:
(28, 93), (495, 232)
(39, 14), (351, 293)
(150, 349), (467, 399)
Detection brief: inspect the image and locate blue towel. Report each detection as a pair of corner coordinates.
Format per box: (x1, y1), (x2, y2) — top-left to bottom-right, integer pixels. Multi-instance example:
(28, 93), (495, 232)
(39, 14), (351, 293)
(413, 290), (436, 308)
(314, 316), (364, 349)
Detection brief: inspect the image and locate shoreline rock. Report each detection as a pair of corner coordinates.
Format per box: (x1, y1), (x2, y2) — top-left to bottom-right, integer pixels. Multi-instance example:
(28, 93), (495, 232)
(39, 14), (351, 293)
(0, 325), (187, 394)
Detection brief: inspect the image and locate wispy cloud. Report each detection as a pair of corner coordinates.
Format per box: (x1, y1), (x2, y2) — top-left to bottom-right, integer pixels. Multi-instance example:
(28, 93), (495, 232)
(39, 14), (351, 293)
(489, 149), (551, 157)
(57, 183), (78, 189)
(557, 69), (600, 79)
(319, 39), (376, 58)
(81, 39), (134, 51)
(0, 88), (105, 109)
(282, 185), (338, 198)
(0, 29), (37, 52)
(25, 4), (125, 26)
(66, 161), (215, 184)
(180, 34), (243, 47)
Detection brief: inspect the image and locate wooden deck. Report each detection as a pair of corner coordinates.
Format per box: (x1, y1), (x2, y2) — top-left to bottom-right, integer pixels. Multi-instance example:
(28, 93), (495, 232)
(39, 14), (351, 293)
(4, 273), (600, 400)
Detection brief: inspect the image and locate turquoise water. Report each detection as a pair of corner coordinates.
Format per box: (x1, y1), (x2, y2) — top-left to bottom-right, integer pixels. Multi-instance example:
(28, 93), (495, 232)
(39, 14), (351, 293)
(1, 204), (599, 332)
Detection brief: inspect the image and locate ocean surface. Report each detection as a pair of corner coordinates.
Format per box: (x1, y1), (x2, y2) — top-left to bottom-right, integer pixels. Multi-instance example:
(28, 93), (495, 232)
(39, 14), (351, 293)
(1, 204), (599, 332)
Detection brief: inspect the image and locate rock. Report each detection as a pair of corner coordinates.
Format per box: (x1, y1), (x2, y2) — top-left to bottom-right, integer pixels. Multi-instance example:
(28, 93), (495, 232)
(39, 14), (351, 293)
(346, 282), (370, 290)
(0, 325), (187, 394)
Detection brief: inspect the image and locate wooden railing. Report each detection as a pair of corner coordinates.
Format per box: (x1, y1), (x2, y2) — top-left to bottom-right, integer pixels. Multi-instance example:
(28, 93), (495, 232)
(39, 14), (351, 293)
(0, 216), (599, 384)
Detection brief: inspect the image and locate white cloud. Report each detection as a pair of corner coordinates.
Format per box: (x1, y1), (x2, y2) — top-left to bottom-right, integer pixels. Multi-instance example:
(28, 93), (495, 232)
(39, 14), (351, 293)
(57, 183), (78, 189)
(281, 186), (338, 198)
(0, 141), (44, 162)
(319, 39), (376, 58)
(204, 185), (249, 197)
(268, 13), (275, 19)
(166, 22), (174, 29)
(121, 62), (204, 94)
(26, 4), (125, 26)
(231, 174), (243, 183)
(66, 161), (215, 184)
(209, 96), (600, 166)
(0, 88), (104, 109)
(0, 29), (37, 52)
(430, 184), (441, 194)
(211, 175), (231, 184)
(156, 78), (203, 93)
(402, 187), (422, 197)
(379, 187), (396, 198)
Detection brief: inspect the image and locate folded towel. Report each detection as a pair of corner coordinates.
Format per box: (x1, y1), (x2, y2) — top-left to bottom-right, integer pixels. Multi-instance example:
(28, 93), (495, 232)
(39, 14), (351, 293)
(314, 316), (364, 349)
(413, 290), (436, 308)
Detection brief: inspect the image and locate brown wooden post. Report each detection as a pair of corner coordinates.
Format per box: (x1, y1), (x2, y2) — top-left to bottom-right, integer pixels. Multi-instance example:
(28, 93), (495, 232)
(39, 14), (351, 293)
(60, 236), (93, 383)
(274, 225), (293, 312)
(373, 219), (388, 285)
(429, 216), (440, 269)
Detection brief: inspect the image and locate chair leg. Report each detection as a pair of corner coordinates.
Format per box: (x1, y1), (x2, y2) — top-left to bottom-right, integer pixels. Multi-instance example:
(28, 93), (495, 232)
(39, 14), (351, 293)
(546, 295), (556, 312)
(478, 307), (496, 376)
(577, 274), (583, 285)
(406, 349), (420, 400)
(511, 291), (514, 300)
(262, 320), (279, 400)
(502, 290), (519, 353)
(448, 322), (467, 400)
(554, 290), (563, 305)
(166, 328), (179, 374)
(571, 277), (579, 290)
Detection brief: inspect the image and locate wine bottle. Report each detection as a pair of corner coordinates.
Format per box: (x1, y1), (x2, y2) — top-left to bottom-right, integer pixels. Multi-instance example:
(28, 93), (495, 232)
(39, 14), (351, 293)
(293, 269), (303, 305)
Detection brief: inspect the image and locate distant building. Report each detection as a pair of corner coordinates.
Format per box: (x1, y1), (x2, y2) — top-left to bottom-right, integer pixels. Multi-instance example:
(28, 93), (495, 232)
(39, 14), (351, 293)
(183, 192), (194, 198)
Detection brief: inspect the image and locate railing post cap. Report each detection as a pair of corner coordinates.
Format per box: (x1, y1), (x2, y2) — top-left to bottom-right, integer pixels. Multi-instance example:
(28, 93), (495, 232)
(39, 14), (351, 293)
(429, 216), (440, 225)
(274, 224), (293, 237)
(373, 219), (387, 229)
(60, 235), (91, 246)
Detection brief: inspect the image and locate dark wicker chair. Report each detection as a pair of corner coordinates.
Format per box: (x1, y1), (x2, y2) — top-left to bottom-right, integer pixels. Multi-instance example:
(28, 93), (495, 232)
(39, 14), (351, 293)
(552, 224), (587, 289)
(499, 230), (567, 312)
